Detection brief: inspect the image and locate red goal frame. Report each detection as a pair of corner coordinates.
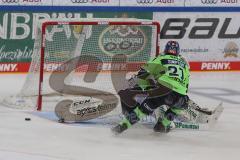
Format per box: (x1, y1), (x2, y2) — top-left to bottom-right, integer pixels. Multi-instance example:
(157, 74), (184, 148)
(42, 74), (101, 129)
(37, 20), (160, 111)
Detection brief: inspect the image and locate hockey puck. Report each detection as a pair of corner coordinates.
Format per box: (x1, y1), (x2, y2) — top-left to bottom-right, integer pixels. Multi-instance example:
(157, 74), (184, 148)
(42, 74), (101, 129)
(25, 118), (31, 121)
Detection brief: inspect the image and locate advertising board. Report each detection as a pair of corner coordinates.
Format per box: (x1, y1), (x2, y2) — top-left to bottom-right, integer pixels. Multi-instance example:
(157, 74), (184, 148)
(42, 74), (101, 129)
(154, 12), (240, 62)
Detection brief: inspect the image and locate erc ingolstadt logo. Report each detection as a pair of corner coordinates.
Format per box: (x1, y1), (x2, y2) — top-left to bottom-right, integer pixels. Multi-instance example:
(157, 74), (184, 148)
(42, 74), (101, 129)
(99, 25), (147, 57)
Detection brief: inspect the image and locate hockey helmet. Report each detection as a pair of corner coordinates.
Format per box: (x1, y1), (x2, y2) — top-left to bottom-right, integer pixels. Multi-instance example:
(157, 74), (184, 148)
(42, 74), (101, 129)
(164, 41), (180, 56)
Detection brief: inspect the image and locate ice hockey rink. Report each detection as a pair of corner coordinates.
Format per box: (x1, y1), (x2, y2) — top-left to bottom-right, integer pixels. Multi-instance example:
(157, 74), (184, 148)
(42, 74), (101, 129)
(0, 71), (239, 160)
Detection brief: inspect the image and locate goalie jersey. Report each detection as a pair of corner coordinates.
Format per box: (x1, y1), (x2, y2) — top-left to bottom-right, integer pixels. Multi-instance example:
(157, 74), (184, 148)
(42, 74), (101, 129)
(139, 54), (190, 95)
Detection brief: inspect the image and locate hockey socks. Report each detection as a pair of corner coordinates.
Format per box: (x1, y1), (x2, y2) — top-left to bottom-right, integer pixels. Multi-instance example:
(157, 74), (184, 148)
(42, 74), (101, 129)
(154, 107), (184, 133)
(112, 107), (146, 134)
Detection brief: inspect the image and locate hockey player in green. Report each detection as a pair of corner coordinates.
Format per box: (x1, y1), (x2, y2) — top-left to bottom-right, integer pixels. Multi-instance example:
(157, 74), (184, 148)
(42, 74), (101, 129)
(112, 41), (191, 134)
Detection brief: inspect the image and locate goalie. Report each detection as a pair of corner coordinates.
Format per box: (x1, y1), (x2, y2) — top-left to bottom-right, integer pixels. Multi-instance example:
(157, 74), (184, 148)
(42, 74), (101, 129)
(112, 41), (221, 134)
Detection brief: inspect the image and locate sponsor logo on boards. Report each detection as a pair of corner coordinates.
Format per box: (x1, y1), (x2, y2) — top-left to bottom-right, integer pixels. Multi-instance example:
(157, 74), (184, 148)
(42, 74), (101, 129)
(160, 18), (240, 39)
(1, 0), (43, 3)
(201, 0), (218, 4)
(99, 25), (147, 57)
(220, 0), (238, 3)
(0, 64), (18, 72)
(156, 0), (175, 4)
(70, 0), (110, 4)
(1, 0), (19, 3)
(71, 0), (88, 3)
(136, 0), (154, 4)
(201, 62), (231, 70)
(201, 0), (238, 4)
(223, 41), (239, 58)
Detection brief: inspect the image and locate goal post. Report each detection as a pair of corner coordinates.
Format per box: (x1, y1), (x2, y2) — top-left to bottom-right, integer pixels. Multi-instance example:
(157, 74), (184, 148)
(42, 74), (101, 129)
(3, 18), (160, 112)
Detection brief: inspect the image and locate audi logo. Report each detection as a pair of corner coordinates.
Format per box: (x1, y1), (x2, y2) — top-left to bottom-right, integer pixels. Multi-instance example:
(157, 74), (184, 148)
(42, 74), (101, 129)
(201, 0), (218, 4)
(2, 0), (19, 3)
(71, 0), (88, 3)
(136, 0), (154, 4)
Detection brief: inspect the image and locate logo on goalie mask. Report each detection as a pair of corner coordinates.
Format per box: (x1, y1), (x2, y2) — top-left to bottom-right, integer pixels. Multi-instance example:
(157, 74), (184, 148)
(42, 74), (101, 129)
(99, 25), (147, 57)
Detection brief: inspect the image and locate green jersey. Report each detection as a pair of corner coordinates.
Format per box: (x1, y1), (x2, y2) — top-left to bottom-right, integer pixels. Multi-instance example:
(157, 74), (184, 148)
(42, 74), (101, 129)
(140, 54), (190, 95)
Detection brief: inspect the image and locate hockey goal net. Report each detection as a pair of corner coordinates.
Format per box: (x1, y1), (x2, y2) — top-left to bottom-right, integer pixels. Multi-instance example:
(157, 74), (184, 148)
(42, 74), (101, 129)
(3, 18), (160, 112)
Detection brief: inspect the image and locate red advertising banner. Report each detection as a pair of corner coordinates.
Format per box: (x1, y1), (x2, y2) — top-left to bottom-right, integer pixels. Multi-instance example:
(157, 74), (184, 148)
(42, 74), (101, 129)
(1, 61), (240, 73)
(0, 63), (29, 73)
(190, 61), (240, 71)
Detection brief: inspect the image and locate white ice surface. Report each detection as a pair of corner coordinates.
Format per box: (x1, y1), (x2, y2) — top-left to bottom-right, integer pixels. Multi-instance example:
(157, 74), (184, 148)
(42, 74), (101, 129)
(0, 72), (240, 160)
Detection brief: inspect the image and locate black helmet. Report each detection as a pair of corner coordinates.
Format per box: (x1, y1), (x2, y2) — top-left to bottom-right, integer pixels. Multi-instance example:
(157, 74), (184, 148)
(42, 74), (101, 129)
(164, 41), (180, 56)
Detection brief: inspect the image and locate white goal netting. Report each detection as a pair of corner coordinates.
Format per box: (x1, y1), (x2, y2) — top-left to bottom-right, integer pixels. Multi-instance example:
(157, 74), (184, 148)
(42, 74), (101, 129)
(3, 18), (160, 113)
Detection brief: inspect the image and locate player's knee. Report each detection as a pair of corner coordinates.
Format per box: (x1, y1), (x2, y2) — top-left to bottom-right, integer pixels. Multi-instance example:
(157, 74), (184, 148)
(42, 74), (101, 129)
(118, 89), (127, 97)
(118, 89), (138, 107)
(121, 101), (132, 114)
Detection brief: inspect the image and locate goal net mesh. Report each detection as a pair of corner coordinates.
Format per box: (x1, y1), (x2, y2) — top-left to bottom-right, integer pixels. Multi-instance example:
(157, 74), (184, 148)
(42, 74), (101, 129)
(3, 18), (160, 113)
